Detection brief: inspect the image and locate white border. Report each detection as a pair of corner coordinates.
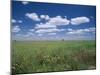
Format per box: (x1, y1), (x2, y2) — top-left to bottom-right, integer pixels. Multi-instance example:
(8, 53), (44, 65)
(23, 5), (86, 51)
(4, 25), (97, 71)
(0, 0), (10, 75)
(0, 0), (100, 75)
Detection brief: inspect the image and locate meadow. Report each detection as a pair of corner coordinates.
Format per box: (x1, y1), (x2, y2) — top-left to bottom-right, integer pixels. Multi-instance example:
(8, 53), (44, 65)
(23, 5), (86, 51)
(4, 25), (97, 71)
(11, 40), (96, 74)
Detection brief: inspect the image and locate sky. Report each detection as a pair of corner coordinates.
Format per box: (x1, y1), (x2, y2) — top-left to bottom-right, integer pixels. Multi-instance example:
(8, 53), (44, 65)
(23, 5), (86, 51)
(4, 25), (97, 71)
(11, 0), (96, 40)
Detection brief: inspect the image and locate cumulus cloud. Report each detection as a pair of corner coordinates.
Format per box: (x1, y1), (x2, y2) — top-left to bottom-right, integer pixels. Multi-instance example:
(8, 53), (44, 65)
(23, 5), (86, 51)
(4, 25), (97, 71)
(22, 1), (29, 5)
(16, 34), (21, 36)
(35, 15), (69, 31)
(35, 28), (64, 33)
(40, 15), (50, 20)
(18, 20), (23, 23)
(67, 28), (73, 31)
(12, 19), (17, 23)
(35, 23), (56, 29)
(24, 32), (35, 37)
(12, 26), (21, 33)
(38, 34), (43, 36)
(80, 27), (95, 32)
(25, 13), (40, 21)
(67, 30), (84, 34)
(25, 13), (70, 25)
(71, 16), (90, 25)
(12, 19), (23, 23)
(67, 27), (95, 35)
(29, 29), (35, 32)
(48, 33), (56, 35)
(60, 29), (66, 31)
(40, 15), (45, 19)
(45, 15), (50, 20)
(48, 16), (70, 26)
(88, 27), (95, 32)
(34, 15), (68, 34)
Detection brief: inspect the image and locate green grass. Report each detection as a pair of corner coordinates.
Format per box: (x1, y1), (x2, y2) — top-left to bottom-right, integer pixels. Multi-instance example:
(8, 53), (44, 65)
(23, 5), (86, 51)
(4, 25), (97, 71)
(11, 40), (96, 74)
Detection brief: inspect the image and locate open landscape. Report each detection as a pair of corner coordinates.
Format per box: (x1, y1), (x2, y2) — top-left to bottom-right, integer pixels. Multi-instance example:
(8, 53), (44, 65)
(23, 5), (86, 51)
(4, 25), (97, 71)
(12, 40), (96, 74)
(12, 1), (96, 74)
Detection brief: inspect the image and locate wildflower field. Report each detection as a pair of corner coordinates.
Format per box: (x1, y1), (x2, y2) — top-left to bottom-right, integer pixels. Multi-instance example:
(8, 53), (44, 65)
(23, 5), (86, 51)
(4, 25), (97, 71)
(12, 40), (96, 74)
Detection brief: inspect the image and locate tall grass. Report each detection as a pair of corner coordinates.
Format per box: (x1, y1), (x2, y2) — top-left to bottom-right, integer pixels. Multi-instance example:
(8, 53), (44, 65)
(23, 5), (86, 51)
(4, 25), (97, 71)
(11, 40), (96, 74)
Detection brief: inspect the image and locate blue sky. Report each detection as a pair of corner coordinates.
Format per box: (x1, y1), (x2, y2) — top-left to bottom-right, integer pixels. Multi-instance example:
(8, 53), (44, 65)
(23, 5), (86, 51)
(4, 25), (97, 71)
(12, 1), (96, 40)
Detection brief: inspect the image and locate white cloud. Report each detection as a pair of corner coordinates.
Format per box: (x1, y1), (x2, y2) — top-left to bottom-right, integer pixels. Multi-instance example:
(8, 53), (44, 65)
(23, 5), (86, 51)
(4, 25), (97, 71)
(35, 15), (69, 29)
(78, 27), (95, 32)
(60, 29), (66, 31)
(71, 16), (90, 25)
(48, 16), (70, 26)
(35, 23), (56, 29)
(18, 20), (23, 23)
(25, 13), (40, 21)
(16, 34), (21, 36)
(24, 32), (35, 37)
(67, 30), (84, 34)
(29, 29), (35, 32)
(40, 15), (45, 19)
(15, 32), (35, 38)
(34, 15), (67, 33)
(48, 33), (56, 35)
(67, 27), (95, 35)
(45, 15), (50, 20)
(40, 15), (50, 20)
(35, 28), (64, 33)
(38, 34), (43, 36)
(22, 1), (29, 5)
(12, 19), (17, 23)
(12, 19), (23, 23)
(12, 26), (21, 33)
(67, 28), (73, 31)
(88, 27), (95, 32)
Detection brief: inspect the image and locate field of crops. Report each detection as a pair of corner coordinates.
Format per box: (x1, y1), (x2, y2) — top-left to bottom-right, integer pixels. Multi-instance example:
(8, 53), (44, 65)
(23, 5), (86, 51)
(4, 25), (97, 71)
(11, 40), (96, 74)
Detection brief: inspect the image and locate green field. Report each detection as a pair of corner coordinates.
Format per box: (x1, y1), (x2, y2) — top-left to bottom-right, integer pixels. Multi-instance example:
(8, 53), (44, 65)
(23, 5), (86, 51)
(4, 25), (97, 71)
(12, 40), (96, 74)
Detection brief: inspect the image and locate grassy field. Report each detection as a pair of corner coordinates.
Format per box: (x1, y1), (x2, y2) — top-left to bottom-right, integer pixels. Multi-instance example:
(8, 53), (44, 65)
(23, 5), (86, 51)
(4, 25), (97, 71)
(11, 40), (96, 74)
